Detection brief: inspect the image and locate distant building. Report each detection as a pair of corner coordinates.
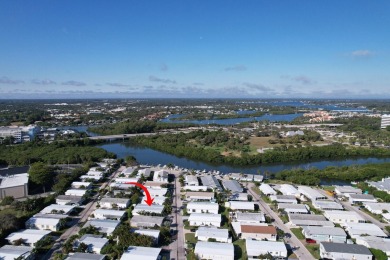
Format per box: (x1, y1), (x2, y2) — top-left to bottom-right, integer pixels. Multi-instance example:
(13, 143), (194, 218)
(0, 172), (29, 199)
(0, 125), (39, 143)
(381, 114), (390, 129)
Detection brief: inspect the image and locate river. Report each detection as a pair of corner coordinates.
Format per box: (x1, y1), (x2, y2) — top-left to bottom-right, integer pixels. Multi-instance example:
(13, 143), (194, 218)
(97, 142), (390, 185)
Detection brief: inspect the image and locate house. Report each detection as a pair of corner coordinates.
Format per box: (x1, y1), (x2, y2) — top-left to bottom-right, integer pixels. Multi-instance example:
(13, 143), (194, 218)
(187, 202), (219, 214)
(188, 213), (221, 227)
(66, 253), (106, 260)
(130, 215), (165, 228)
(26, 213), (67, 231)
(146, 188), (168, 197)
(222, 180), (243, 193)
(140, 196), (166, 205)
(83, 219), (120, 235)
(229, 173), (263, 182)
(121, 167), (136, 176)
(65, 189), (88, 197)
(71, 181), (92, 189)
(120, 246), (161, 260)
(312, 200), (343, 211)
(298, 186), (326, 201)
(225, 201), (256, 211)
(93, 209), (126, 220)
(279, 184), (300, 197)
(99, 198), (130, 209)
(246, 240), (287, 259)
(323, 210), (365, 225)
(56, 195), (84, 206)
(6, 229), (51, 247)
(277, 203), (309, 214)
(194, 241), (234, 260)
(344, 223), (387, 239)
(235, 212), (266, 223)
(228, 192), (249, 201)
(143, 181), (166, 189)
(0, 173), (29, 199)
(368, 178), (390, 193)
(195, 227), (231, 243)
(364, 202), (390, 215)
(74, 234), (108, 254)
(240, 225), (277, 241)
(80, 175), (102, 182)
(288, 213), (334, 227)
(200, 176), (223, 191)
(348, 194), (377, 204)
(153, 170), (168, 183)
(355, 236), (390, 257)
(109, 183), (136, 190)
(320, 242), (372, 260)
(133, 204), (164, 215)
(137, 168), (152, 178)
(40, 204), (75, 215)
(259, 183), (277, 196)
(270, 195), (297, 204)
(334, 185), (362, 196)
(0, 245), (32, 260)
(114, 177), (139, 184)
(185, 175), (199, 186)
(302, 226), (347, 243)
(133, 229), (160, 244)
(183, 186), (209, 191)
(185, 192), (214, 201)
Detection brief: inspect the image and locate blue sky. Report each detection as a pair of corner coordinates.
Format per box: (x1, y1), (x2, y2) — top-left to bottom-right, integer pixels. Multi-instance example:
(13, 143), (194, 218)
(0, 1), (389, 99)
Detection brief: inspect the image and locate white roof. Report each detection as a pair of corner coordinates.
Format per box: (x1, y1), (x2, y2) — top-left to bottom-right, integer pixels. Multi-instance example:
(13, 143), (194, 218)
(260, 183), (276, 194)
(115, 177), (139, 183)
(196, 227), (229, 240)
(298, 186), (326, 200)
(185, 175), (198, 183)
(313, 200), (343, 210)
(302, 226), (347, 236)
(0, 173), (28, 188)
(140, 196), (166, 205)
(226, 201), (255, 210)
(222, 180), (243, 193)
(71, 181), (91, 187)
(187, 202), (219, 210)
(246, 240), (287, 256)
(0, 245), (32, 260)
(26, 215), (62, 226)
(6, 229), (50, 245)
(189, 213), (221, 222)
(133, 204), (164, 214)
(146, 188), (168, 197)
(40, 204), (75, 214)
(344, 223), (387, 237)
(78, 235), (109, 249)
(278, 203), (309, 210)
(236, 212), (265, 223)
(84, 219), (120, 234)
(93, 209), (126, 217)
(334, 185), (362, 194)
(348, 194), (377, 201)
(122, 167), (136, 174)
(364, 202), (390, 212)
(134, 229), (160, 239)
(120, 246), (161, 260)
(279, 184), (299, 195)
(100, 197), (130, 205)
(355, 236), (390, 253)
(65, 189), (87, 196)
(195, 241), (234, 258)
(130, 215), (165, 226)
(324, 210), (365, 221)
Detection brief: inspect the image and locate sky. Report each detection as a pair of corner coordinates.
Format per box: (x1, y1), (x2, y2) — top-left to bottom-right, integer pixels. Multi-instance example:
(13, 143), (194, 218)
(0, 1), (389, 99)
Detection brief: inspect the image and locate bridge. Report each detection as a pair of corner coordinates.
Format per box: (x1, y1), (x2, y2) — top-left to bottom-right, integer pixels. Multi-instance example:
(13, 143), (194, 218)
(88, 132), (158, 140)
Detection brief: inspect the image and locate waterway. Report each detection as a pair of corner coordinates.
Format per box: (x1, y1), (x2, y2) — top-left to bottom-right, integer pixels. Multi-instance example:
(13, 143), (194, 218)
(97, 142), (390, 179)
(160, 113), (304, 125)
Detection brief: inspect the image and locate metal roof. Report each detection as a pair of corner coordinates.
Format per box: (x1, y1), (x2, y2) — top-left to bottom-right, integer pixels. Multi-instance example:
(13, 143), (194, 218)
(321, 242), (372, 255)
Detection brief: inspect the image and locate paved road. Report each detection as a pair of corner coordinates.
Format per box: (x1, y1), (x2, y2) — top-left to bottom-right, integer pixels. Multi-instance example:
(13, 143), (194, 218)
(247, 183), (315, 260)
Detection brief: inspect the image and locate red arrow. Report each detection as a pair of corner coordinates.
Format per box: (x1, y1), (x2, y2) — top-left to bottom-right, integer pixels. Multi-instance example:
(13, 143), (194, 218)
(126, 182), (154, 206)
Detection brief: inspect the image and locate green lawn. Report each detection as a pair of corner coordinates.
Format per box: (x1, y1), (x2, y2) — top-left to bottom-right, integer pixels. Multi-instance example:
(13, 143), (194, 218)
(306, 244), (320, 259)
(185, 233), (197, 244)
(251, 186), (261, 195)
(290, 228), (305, 240)
(233, 239), (247, 260)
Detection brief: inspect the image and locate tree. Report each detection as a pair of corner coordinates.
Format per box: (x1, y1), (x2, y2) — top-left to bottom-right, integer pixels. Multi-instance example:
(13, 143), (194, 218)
(29, 162), (54, 193)
(0, 196), (14, 206)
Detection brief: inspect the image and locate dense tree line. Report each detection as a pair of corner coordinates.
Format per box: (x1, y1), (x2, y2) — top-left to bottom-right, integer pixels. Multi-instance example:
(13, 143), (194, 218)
(0, 139), (115, 166)
(132, 130), (390, 166)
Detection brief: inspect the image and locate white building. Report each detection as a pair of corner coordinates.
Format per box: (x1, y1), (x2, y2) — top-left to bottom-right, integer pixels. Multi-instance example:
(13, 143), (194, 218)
(364, 202), (390, 215)
(25, 213), (67, 231)
(141, 196), (166, 205)
(183, 186), (209, 191)
(188, 213), (221, 227)
(40, 204), (75, 215)
(298, 186), (326, 201)
(187, 202), (219, 214)
(200, 175), (223, 191)
(246, 240), (288, 259)
(120, 246), (161, 260)
(133, 204), (164, 215)
(0, 173), (29, 199)
(71, 181), (92, 189)
(312, 200), (343, 211)
(56, 195), (84, 206)
(153, 170), (168, 183)
(288, 213), (334, 227)
(323, 210), (365, 225)
(185, 175), (199, 186)
(347, 194), (377, 204)
(259, 183), (277, 196)
(344, 223), (387, 239)
(114, 177), (139, 184)
(75, 234), (108, 254)
(0, 245), (32, 260)
(66, 253), (105, 260)
(194, 241), (234, 260)
(225, 201), (256, 211)
(334, 185), (362, 196)
(302, 226), (347, 243)
(133, 229), (160, 243)
(241, 225), (277, 241)
(83, 219), (120, 236)
(185, 192), (214, 201)
(229, 192), (249, 201)
(146, 188), (167, 197)
(277, 203), (309, 214)
(381, 114), (390, 129)
(320, 242), (372, 260)
(6, 229), (51, 247)
(195, 227), (231, 243)
(137, 168), (152, 178)
(222, 180), (243, 193)
(270, 195), (297, 204)
(99, 198), (130, 209)
(279, 184), (300, 197)
(235, 212), (266, 223)
(65, 189), (87, 197)
(355, 236), (390, 257)
(93, 209), (126, 220)
(130, 215), (165, 228)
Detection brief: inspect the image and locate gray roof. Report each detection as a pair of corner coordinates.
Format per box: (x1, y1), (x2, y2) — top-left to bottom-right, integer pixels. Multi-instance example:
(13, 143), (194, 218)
(321, 242), (372, 255)
(348, 194), (376, 200)
(66, 252), (106, 260)
(303, 226), (346, 236)
(200, 176), (222, 191)
(130, 215), (165, 226)
(288, 214), (327, 221)
(222, 180), (243, 193)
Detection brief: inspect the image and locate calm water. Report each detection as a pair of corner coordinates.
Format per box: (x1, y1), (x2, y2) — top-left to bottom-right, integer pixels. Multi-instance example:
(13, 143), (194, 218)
(160, 113), (304, 125)
(98, 142), (390, 176)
